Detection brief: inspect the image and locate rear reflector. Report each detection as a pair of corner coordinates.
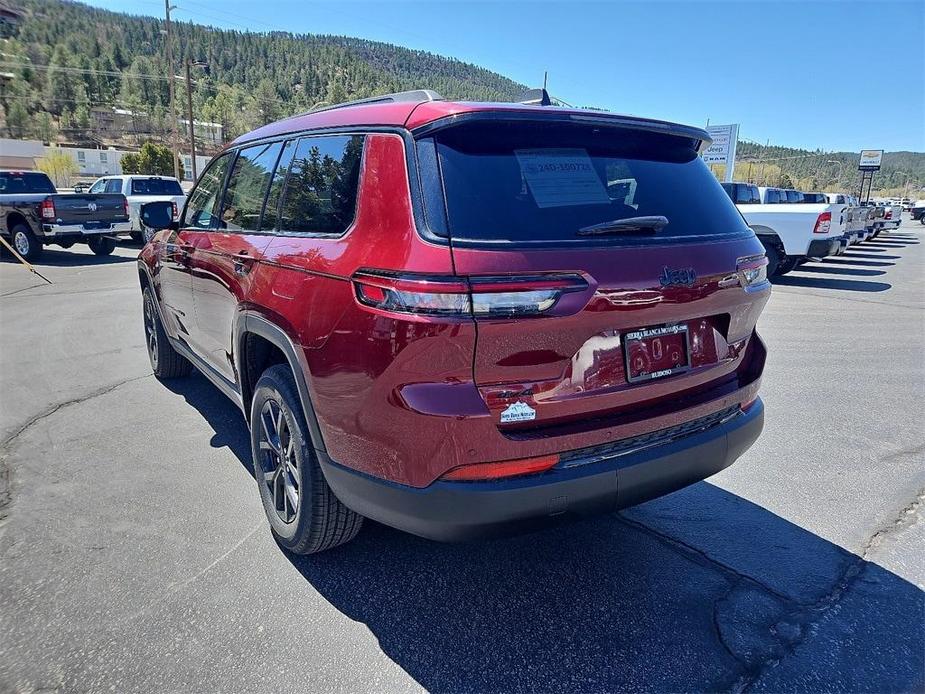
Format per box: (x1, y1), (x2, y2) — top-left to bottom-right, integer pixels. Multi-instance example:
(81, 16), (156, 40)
(440, 454), (560, 481)
(813, 211), (832, 234)
(353, 270), (587, 318)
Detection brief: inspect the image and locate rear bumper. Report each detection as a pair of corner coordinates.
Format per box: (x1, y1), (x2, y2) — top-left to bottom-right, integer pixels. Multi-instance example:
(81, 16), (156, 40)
(41, 221), (132, 237)
(320, 399), (764, 542)
(807, 237), (840, 257)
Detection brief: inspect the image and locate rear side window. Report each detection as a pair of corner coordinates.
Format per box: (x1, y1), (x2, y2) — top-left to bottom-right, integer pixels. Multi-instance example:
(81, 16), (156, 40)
(0, 172), (56, 194)
(277, 135), (364, 235)
(105, 179), (122, 194)
(131, 178), (183, 195)
(765, 189), (781, 204)
(421, 120), (749, 245)
(786, 190), (804, 203)
(183, 153), (233, 229)
(735, 184), (760, 204)
(260, 139), (297, 231)
(220, 142), (283, 231)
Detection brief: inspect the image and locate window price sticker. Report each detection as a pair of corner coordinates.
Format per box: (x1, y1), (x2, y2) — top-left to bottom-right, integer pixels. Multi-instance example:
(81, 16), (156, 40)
(514, 148), (610, 209)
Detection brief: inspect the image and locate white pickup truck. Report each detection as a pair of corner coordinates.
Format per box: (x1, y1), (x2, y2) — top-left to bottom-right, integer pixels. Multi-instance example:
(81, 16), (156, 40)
(88, 175), (186, 243)
(720, 182), (847, 275)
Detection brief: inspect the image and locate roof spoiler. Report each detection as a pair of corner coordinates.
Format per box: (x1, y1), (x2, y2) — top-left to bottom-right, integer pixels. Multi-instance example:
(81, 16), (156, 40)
(308, 89), (442, 116)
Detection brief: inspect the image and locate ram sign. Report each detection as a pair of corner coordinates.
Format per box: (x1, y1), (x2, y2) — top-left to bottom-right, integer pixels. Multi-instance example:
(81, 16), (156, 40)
(858, 149), (884, 171)
(701, 124), (739, 182)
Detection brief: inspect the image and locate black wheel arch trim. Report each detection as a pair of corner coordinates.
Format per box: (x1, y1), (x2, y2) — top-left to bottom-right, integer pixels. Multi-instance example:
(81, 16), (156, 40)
(238, 311), (330, 457)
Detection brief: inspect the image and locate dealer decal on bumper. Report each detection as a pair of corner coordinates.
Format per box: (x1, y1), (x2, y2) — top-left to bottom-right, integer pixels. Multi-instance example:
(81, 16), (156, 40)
(500, 401), (536, 424)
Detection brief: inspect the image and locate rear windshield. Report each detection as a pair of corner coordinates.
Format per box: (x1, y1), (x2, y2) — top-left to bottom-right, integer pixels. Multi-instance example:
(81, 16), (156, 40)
(420, 120), (750, 245)
(785, 190), (804, 203)
(131, 178), (183, 195)
(0, 172), (56, 194)
(764, 189), (782, 204)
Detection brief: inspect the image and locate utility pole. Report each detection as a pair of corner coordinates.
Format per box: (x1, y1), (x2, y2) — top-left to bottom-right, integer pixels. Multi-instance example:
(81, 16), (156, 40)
(184, 59), (208, 182)
(164, 0), (180, 180)
(185, 60), (196, 182)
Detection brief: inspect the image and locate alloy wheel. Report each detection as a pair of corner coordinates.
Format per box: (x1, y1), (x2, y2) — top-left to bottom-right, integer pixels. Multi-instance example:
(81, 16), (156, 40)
(143, 294), (158, 370)
(14, 231), (30, 256)
(259, 399), (300, 523)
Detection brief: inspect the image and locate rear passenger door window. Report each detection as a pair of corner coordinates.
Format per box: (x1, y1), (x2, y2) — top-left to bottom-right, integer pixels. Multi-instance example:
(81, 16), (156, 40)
(277, 135), (364, 235)
(183, 153), (233, 229)
(220, 141), (284, 232)
(105, 179), (122, 194)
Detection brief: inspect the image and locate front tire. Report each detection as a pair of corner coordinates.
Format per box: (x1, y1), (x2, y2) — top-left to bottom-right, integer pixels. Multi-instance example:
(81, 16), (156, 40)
(87, 236), (116, 256)
(251, 364), (363, 554)
(142, 286), (191, 379)
(11, 224), (42, 261)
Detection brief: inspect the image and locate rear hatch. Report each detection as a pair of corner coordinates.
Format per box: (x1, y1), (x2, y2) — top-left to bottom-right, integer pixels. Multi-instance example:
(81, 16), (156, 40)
(49, 194), (127, 226)
(415, 114), (769, 434)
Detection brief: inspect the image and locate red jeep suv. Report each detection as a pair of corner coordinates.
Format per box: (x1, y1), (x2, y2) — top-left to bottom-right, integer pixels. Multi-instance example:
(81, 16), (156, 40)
(138, 89), (770, 554)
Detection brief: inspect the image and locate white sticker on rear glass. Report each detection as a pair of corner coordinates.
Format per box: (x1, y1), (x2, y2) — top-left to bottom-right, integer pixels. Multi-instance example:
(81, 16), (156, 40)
(514, 148), (610, 209)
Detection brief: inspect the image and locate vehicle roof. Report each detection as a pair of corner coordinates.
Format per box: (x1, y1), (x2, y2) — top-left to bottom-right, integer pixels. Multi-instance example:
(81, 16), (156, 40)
(231, 97), (711, 149)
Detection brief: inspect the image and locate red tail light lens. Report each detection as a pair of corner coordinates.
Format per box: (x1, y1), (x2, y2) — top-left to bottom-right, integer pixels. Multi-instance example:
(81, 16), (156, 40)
(172, 201), (179, 220)
(353, 271), (588, 318)
(123, 196), (129, 218)
(884, 209), (892, 220)
(440, 454), (560, 481)
(41, 197), (55, 220)
(813, 212), (832, 234)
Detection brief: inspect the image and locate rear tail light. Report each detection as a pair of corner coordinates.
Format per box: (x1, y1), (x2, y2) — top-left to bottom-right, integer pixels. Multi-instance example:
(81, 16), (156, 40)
(813, 212), (832, 234)
(741, 394), (759, 412)
(440, 454), (560, 481)
(123, 196), (129, 218)
(172, 201), (179, 220)
(884, 209), (892, 220)
(353, 271), (588, 318)
(41, 197), (55, 220)
(736, 254), (769, 290)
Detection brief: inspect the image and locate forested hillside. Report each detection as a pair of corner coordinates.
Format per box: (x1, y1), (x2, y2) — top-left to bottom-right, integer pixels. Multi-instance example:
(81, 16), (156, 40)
(0, 0), (526, 145)
(719, 143), (925, 197)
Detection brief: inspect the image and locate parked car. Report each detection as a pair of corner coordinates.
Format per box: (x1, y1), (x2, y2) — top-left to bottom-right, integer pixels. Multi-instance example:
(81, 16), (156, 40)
(138, 89), (770, 554)
(88, 174), (185, 244)
(725, 182), (847, 273)
(826, 193), (871, 243)
(909, 199), (925, 222)
(0, 170), (130, 260)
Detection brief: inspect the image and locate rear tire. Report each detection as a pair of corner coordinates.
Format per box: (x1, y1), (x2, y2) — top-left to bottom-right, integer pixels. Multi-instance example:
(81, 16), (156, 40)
(130, 231), (144, 244)
(251, 364), (363, 554)
(760, 239), (782, 276)
(142, 286), (192, 379)
(777, 256), (799, 275)
(88, 236), (116, 256)
(11, 224), (42, 261)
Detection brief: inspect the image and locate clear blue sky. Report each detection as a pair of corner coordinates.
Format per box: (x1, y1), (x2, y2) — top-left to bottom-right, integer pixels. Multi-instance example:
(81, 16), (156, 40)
(86, 0), (925, 152)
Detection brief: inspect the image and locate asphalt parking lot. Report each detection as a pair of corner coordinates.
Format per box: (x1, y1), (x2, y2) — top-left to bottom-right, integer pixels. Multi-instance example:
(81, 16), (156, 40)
(1, 220), (923, 693)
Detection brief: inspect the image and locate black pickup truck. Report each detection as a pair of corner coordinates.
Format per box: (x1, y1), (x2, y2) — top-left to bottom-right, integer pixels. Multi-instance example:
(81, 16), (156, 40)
(0, 170), (132, 260)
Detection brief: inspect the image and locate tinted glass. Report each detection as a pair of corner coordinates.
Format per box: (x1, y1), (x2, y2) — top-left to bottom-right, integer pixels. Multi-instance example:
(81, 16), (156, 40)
(765, 190), (780, 203)
(131, 178), (183, 195)
(89, 179), (106, 194)
(786, 190), (804, 203)
(260, 139), (297, 231)
(0, 172), (56, 194)
(220, 142), (283, 231)
(278, 135), (363, 235)
(735, 184), (760, 204)
(426, 120), (749, 245)
(183, 153), (232, 229)
(105, 179), (122, 194)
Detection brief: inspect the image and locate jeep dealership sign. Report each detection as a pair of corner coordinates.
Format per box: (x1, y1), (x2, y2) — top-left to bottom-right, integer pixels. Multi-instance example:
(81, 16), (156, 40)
(701, 124), (739, 182)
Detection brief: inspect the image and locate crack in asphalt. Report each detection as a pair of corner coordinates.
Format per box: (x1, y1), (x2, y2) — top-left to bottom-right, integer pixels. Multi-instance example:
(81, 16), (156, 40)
(620, 481), (925, 694)
(0, 373), (152, 516)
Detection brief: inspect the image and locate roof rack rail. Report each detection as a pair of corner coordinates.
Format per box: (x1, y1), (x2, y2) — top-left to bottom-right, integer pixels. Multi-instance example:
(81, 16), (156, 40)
(307, 89), (442, 116)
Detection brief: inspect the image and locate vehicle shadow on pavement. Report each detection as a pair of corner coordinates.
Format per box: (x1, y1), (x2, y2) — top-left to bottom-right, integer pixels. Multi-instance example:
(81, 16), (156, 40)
(797, 265), (886, 277)
(841, 252), (901, 261)
(0, 248), (135, 267)
(821, 257), (895, 268)
(163, 370), (924, 691)
(770, 275), (891, 292)
(283, 486), (924, 692)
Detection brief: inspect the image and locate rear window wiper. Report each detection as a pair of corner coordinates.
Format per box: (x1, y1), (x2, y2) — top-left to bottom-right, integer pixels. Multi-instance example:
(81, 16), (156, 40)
(576, 215), (669, 236)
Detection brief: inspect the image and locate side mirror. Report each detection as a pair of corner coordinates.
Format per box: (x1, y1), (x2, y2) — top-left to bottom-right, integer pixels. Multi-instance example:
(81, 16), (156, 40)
(140, 200), (177, 231)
